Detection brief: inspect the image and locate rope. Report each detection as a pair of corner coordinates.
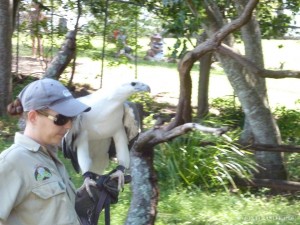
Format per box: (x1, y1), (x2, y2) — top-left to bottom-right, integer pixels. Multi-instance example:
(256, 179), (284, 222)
(15, 7), (20, 77)
(50, 0), (54, 59)
(100, 0), (109, 89)
(134, 6), (138, 79)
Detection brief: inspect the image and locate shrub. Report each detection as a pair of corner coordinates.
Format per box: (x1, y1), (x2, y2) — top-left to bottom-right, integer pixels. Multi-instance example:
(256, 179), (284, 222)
(155, 131), (257, 192)
(273, 105), (300, 145)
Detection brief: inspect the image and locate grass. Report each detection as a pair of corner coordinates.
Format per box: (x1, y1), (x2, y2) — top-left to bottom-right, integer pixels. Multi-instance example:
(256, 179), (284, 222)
(155, 190), (300, 225)
(95, 187), (300, 225)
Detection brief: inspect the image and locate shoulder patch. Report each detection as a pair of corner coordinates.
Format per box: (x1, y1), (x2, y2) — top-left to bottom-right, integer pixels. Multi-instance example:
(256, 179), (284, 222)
(34, 165), (52, 181)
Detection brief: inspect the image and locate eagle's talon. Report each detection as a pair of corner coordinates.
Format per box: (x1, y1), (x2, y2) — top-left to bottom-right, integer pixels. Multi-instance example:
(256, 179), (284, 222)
(110, 170), (125, 191)
(78, 177), (97, 199)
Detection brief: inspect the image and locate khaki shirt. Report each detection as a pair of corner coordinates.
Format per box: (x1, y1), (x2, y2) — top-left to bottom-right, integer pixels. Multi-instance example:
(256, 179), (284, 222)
(0, 132), (81, 225)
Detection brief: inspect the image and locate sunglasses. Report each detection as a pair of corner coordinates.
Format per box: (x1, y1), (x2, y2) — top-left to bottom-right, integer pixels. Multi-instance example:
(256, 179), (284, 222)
(37, 110), (74, 126)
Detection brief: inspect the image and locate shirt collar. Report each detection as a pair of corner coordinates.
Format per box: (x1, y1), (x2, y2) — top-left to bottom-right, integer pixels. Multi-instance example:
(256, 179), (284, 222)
(14, 132), (61, 163)
(14, 132), (41, 152)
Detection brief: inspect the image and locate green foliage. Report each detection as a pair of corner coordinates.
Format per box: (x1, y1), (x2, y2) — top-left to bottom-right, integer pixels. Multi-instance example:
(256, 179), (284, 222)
(285, 152), (300, 181)
(155, 131), (257, 192)
(12, 76), (38, 98)
(154, 96), (300, 192)
(273, 105), (300, 145)
(75, 34), (99, 58)
(128, 92), (155, 114)
(0, 117), (19, 151)
(257, 0), (300, 38)
(272, 103), (300, 181)
(207, 96), (244, 129)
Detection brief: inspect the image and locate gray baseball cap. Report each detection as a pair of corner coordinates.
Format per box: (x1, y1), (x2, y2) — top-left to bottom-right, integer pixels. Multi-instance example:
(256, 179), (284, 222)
(18, 78), (91, 117)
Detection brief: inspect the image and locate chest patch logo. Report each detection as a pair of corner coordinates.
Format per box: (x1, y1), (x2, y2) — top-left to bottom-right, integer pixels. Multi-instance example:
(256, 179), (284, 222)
(34, 166), (52, 181)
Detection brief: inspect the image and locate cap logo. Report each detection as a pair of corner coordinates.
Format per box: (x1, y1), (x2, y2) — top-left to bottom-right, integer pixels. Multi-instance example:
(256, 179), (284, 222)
(62, 90), (72, 97)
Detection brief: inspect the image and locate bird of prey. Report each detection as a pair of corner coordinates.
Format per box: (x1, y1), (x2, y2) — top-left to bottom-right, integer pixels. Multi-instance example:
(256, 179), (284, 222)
(62, 81), (150, 190)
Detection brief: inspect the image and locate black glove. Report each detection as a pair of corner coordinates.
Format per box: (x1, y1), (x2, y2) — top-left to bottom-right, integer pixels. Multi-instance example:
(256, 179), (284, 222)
(75, 170), (131, 225)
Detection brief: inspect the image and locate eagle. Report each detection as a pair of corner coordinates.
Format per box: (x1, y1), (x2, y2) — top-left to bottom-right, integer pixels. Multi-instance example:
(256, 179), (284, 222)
(62, 81), (151, 191)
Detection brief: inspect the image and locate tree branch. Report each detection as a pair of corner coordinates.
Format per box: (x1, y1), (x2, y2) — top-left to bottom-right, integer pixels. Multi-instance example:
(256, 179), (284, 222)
(167, 0), (259, 131)
(185, 0), (199, 18)
(179, 0), (259, 72)
(246, 144), (300, 153)
(241, 178), (300, 191)
(134, 123), (228, 151)
(218, 44), (300, 79)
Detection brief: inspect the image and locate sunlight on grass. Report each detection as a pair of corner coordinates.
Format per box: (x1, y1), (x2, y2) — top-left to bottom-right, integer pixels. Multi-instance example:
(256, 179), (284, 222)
(156, 190), (300, 225)
(12, 33), (300, 109)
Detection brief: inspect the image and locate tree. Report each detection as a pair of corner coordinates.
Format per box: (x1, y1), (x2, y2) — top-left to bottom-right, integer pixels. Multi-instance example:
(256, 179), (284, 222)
(225, 0), (285, 179)
(0, 0), (15, 116)
(197, 0), (286, 179)
(155, 0), (300, 180)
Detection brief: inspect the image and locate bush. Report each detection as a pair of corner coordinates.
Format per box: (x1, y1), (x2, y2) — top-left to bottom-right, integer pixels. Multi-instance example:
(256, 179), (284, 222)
(273, 105), (300, 145)
(155, 131), (257, 192)
(273, 104), (300, 181)
(208, 96), (245, 129)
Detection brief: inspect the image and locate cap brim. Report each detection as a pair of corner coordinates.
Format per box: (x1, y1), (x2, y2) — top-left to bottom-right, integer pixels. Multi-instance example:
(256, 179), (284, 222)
(49, 98), (91, 117)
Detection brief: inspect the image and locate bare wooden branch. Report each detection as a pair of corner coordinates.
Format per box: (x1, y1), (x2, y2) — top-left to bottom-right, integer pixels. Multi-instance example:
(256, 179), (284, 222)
(134, 123), (228, 151)
(244, 179), (300, 191)
(185, 0), (199, 18)
(218, 44), (300, 79)
(178, 0), (259, 72)
(167, 0), (259, 130)
(246, 144), (300, 153)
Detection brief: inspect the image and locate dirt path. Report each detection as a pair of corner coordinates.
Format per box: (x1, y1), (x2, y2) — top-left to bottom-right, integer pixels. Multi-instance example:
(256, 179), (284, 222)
(13, 56), (300, 109)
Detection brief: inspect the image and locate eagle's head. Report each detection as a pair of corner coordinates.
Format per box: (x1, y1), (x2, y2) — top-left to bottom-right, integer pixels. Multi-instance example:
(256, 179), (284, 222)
(118, 81), (151, 96)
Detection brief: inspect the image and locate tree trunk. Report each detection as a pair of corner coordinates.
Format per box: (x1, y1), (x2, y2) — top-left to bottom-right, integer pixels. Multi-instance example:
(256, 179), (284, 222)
(0, 0), (13, 116)
(125, 146), (158, 225)
(240, 179), (300, 192)
(197, 52), (212, 118)
(237, 0), (265, 145)
(235, 0), (286, 179)
(215, 47), (286, 179)
(126, 123), (227, 225)
(44, 30), (76, 79)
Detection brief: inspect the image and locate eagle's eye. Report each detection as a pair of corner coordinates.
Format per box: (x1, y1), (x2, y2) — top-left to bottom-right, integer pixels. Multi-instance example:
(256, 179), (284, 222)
(131, 82), (137, 86)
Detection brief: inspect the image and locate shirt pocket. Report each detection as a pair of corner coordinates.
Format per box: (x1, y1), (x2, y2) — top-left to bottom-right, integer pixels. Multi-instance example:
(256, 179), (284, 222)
(32, 180), (66, 199)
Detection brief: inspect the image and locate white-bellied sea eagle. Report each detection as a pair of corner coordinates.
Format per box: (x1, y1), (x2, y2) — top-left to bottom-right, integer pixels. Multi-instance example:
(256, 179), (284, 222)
(62, 81), (150, 191)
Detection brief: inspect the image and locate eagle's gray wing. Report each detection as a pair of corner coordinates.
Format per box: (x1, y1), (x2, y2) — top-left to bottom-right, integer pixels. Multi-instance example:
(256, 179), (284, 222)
(108, 101), (143, 158)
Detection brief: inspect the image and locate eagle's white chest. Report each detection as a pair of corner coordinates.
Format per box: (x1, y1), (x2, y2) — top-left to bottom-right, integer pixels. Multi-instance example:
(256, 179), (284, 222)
(81, 102), (124, 140)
